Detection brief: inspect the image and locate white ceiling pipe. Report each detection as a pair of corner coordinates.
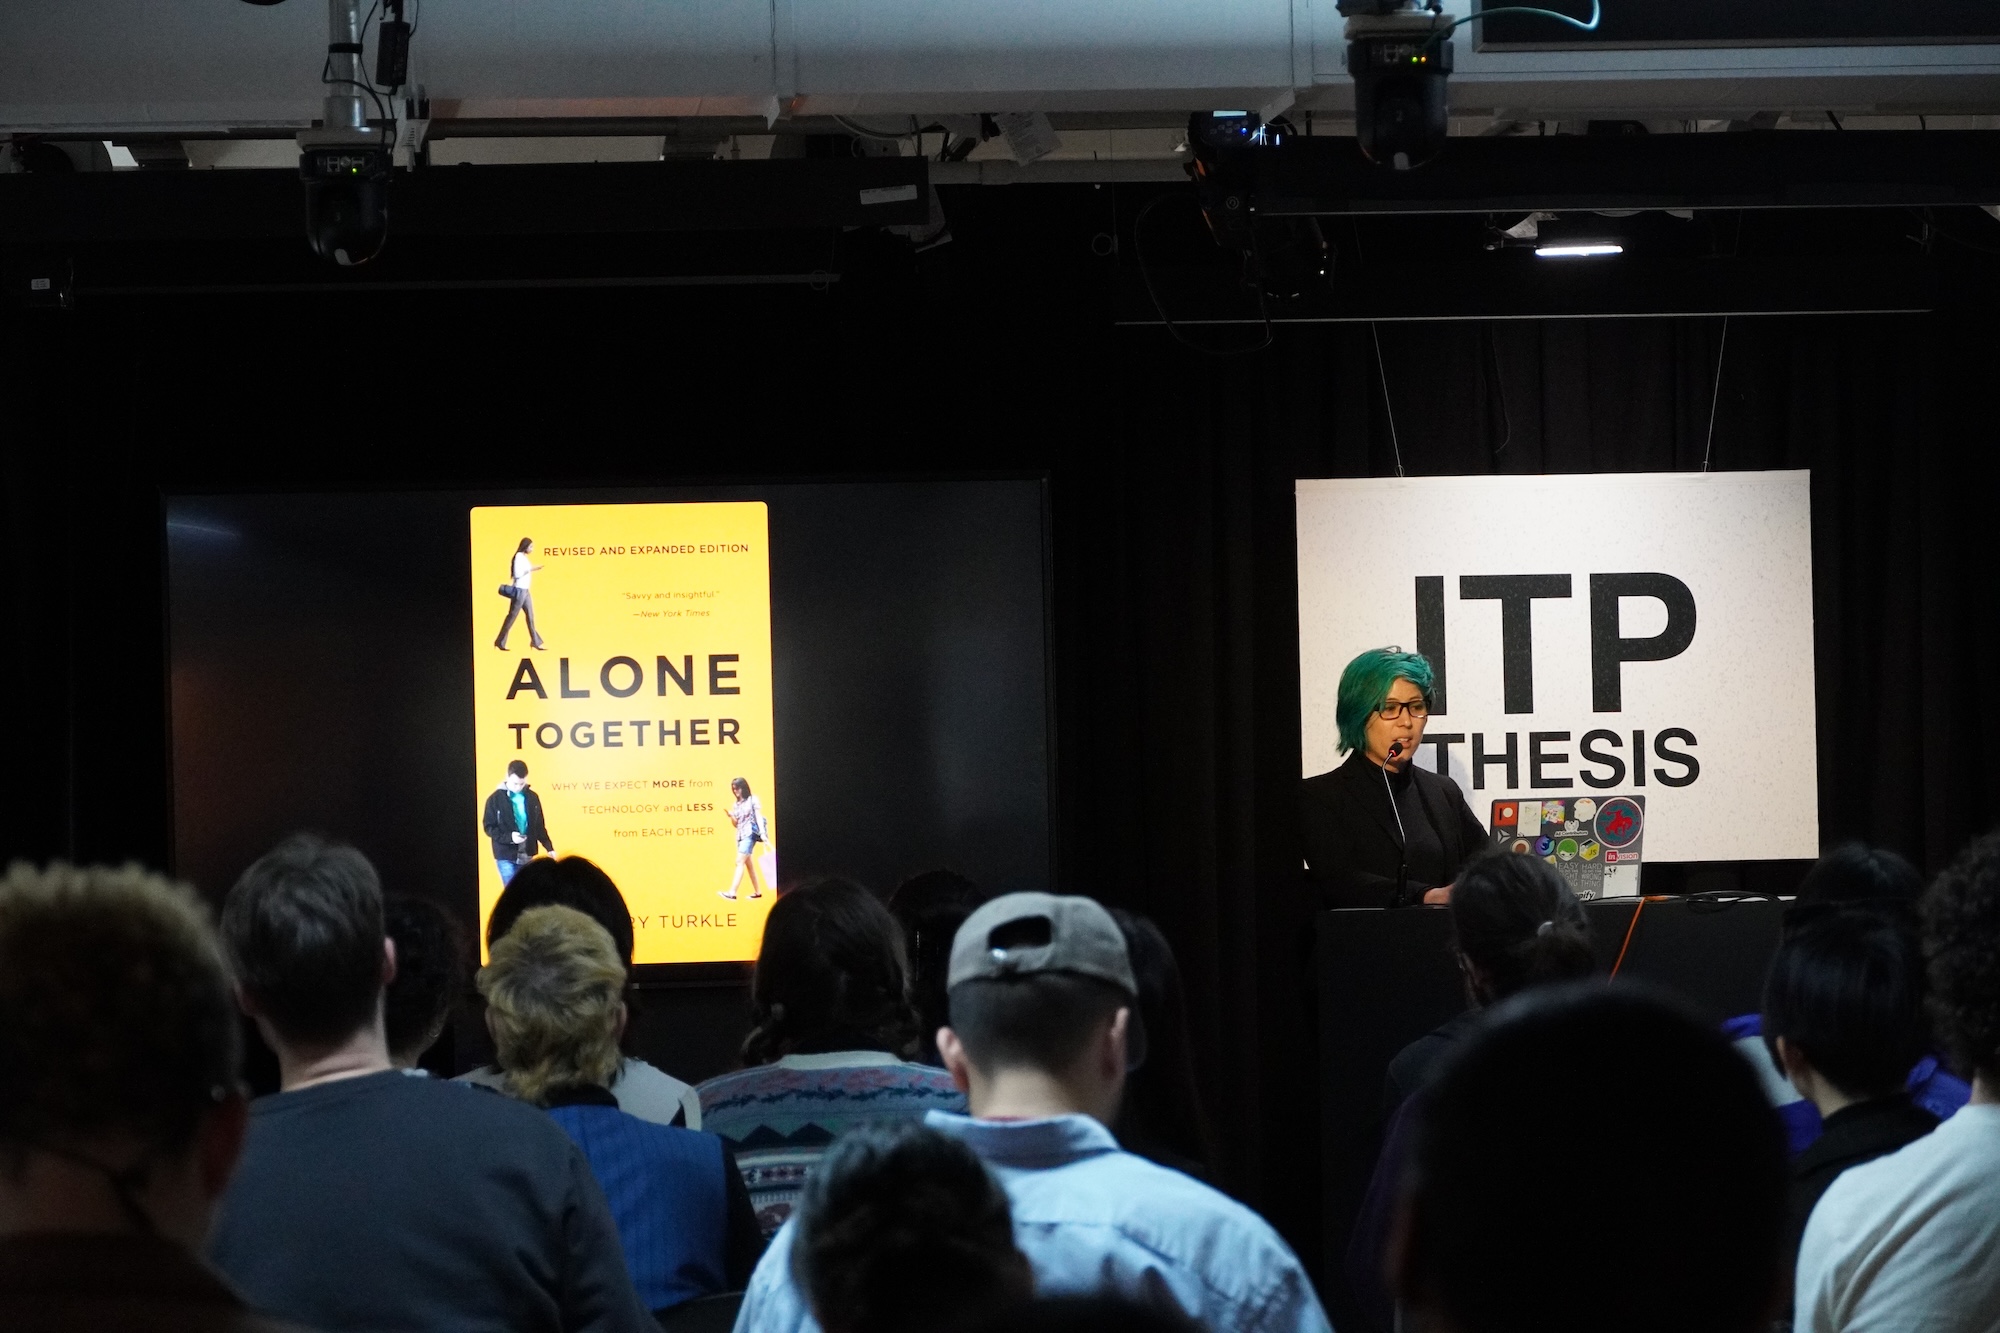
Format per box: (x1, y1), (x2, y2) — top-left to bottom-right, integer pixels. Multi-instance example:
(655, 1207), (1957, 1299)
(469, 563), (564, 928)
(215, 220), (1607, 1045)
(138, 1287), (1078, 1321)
(4, 0), (1999, 136)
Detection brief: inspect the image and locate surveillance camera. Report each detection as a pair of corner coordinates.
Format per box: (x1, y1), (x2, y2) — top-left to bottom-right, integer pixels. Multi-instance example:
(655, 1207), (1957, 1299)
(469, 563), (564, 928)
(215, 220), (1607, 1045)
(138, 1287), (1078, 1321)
(301, 147), (391, 266)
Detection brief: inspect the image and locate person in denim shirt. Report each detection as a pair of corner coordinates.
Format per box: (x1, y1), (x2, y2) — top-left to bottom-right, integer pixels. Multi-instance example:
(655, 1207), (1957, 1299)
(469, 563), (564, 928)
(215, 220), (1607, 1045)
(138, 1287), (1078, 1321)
(733, 892), (1330, 1333)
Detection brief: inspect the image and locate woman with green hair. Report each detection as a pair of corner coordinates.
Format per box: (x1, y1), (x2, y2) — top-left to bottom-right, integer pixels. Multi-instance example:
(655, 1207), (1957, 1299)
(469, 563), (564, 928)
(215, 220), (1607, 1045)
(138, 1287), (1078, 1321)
(1299, 646), (1487, 908)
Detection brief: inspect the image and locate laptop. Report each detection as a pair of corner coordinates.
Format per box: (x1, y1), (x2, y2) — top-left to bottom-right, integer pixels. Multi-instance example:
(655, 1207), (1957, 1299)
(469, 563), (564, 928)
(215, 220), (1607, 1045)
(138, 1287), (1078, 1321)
(1487, 795), (1645, 900)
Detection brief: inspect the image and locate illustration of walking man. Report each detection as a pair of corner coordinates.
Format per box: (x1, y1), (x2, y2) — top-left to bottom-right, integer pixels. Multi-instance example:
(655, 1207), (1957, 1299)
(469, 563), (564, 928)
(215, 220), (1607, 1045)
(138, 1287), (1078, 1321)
(483, 760), (553, 885)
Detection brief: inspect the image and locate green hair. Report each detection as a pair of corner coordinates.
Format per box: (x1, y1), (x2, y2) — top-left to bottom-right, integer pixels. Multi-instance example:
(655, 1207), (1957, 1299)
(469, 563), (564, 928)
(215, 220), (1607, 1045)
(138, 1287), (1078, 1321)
(1336, 647), (1436, 754)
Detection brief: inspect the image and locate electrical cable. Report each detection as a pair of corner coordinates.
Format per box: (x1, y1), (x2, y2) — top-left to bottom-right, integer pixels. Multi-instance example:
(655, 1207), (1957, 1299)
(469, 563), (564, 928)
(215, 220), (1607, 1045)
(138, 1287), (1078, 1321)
(1484, 325), (1511, 458)
(1132, 192), (1273, 357)
(1826, 111), (1844, 131)
(1608, 895), (1669, 978)
(1424, 0), (1600, 49)
(1702, 314), (1730, 472)
(1371, 322), (1406, 477)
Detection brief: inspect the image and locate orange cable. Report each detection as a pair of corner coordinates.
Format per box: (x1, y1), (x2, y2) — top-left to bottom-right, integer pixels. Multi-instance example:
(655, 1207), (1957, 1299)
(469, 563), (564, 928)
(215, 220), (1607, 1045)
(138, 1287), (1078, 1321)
(1609, 895), (1669, 978)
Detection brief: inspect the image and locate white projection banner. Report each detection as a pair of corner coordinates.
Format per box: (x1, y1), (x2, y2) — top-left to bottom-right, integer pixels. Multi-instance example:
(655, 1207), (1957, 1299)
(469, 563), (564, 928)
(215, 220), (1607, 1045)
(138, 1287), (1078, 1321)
(1297, 471), (1819, 865)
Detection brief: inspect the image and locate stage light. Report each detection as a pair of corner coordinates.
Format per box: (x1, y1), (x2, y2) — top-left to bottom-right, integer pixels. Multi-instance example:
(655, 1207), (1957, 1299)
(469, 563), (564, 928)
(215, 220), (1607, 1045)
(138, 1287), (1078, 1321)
(1532, 215), (1625, 258)
(1339, 0), (1604, 171)
(1337, 1), (1453, 171)
(289, 0), (401, 265)
(1536, 242), (1624, 258)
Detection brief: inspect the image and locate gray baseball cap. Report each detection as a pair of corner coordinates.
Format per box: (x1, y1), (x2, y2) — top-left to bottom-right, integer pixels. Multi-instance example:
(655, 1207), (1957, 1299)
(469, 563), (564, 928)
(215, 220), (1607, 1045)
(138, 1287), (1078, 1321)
(946, 892), (1147, 1070)
(948, 891), (1137, 995)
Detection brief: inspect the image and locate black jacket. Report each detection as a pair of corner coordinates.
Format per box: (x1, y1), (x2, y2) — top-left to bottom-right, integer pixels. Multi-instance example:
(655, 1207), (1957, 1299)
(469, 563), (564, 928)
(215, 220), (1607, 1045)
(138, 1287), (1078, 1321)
(1300, 749), (1488, 909)
(482, 785), (553, 861)
(1780, 1094), (1938, 1314)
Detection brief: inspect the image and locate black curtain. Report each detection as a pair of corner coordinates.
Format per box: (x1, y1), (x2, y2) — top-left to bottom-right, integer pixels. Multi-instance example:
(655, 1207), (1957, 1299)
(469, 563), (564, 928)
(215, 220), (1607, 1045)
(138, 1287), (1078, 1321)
(6, 183), (2000, 1301)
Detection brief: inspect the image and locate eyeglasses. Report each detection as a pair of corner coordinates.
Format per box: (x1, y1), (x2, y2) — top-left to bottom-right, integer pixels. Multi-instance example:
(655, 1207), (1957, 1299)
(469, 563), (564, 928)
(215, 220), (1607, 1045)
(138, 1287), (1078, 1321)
(1375, 699), (1430, 721)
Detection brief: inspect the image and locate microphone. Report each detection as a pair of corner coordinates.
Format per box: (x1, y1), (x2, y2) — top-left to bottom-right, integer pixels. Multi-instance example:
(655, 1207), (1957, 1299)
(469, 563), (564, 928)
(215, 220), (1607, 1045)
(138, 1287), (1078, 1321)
(1383, 741), (1411, 907)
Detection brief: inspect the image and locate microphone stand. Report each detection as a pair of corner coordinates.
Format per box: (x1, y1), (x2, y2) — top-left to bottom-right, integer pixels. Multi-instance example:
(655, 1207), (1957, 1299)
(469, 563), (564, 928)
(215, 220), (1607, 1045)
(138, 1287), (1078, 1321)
(1382, 742), (1411, 907)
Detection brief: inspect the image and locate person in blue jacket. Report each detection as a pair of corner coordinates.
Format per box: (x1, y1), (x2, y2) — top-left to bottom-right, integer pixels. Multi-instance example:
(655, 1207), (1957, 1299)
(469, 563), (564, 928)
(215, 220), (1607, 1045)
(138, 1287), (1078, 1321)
(1727, 843), (1969, 1156)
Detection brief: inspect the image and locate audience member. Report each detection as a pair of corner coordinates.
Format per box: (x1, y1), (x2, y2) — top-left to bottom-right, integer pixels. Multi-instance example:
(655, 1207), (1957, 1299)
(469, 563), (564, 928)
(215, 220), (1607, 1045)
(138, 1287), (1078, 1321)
(1106, 907), (1218, 1179)
(699, 878), (963, 1237)
(1382, 849), (1596, 1118)
(207, 834), (655, 1333)
(886, 869), (993, 1065)
(1348, 849), (1597, 1331)
(735, 891), (1330, 1333)
(480, 905), (761, 1316)
(1762, 909), (1938, 1310)
(459, 854), (703, 1127)
(968, 1297), (1198, 1333)
(1392, 984), (1787, 1333)
(383, 893), (467, 1071)
(1725, 843), (1970, 1154)
(790, 1120), (1030, 1333)
(0, 862), (296, 1332)
(1794, 830), (2000, 1332)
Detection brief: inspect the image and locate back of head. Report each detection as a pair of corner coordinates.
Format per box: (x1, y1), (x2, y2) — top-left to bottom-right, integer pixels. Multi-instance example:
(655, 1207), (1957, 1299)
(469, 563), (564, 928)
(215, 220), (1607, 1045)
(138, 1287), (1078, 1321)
(1796, 843), (1923, 911)
(792, 1120), (1029, 1333)
(1449, 850), (1596, 1002)
(487, 854), (634, 965)
(0, 862), (239, 1160)
(383, 895), (469, 1067)
(946, 893), (1138, 1079)
(746, 878), (918, 1064)
(478, 905), (627, 1106)
(1400, 984), (1786, 1333)
(1921, 830), (2000, 1086)
(221, 834), (385, 1047)
(888, 870), (993, 1055)
(1106, 908), (1215, 1175)
(1761, 909), (1928, 1100)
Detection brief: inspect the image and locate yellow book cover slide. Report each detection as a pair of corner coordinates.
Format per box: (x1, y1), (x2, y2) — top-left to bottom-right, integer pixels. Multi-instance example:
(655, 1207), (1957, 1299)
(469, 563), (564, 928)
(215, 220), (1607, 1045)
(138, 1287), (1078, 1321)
(471, 502), (776, 964)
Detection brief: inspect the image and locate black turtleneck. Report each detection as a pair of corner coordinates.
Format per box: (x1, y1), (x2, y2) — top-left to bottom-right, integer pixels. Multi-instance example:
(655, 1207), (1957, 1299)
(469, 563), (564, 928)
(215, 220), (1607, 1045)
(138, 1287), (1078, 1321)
(1385, 762), (1451, 891)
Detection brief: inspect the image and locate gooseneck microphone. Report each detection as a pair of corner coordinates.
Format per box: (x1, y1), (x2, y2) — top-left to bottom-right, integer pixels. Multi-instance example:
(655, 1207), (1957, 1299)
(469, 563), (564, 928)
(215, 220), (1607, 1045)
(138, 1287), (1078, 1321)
(1383, 741), (1411, 907)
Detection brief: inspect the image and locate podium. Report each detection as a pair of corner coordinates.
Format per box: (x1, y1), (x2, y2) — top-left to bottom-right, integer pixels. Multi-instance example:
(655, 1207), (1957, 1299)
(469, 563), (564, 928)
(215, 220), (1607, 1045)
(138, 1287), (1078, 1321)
(1314, 895), (1787, 1330)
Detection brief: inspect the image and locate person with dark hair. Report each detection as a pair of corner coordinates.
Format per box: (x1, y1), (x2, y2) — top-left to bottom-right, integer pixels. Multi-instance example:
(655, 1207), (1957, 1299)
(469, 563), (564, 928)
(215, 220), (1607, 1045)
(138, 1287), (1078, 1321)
(1761, 911), (1938, 1311)
(495, 536), (546, 651)
(1385, 848), (1596, 1117)
(384, 894), (467, 1070)
(0, 862), (288, 1332)
(484, 759), (554, 887)
(1348, 849), (1596, 1330)
(480, 906), (762, 1316)
(1106, 907), (1218, 1179)
(1300, 647), (1487, 908)
(698, 878), (963, 1237)
(735, 891), (1330, 1333)
(791, 1120), (1030, 1333)
(1724, 842), (1969, 1156)
(208, 834), (655, 1333)
(459, 853), (703, 1127)
(721, 776), (769, 902)
(1392, 984), (1789, 1333)
(1794, 830), (2000, 1332)
(887, 869), (994, 1066)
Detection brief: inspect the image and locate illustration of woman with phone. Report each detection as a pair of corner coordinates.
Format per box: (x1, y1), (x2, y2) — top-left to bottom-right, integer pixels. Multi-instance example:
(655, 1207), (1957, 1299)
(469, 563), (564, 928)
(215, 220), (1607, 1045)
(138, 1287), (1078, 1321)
(720, 777), (768, 901)
(494, 536), (546, 651)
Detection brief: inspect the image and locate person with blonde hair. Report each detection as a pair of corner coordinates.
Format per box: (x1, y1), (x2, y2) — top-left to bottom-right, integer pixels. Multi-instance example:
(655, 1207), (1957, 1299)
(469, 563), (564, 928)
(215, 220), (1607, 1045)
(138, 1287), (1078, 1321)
(481, 905), (762, 1316)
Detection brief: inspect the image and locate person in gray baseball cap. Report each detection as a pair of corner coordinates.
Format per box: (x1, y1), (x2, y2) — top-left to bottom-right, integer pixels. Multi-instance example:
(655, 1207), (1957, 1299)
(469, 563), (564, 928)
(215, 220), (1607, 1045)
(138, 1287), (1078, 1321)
(734, 892), (1331, 1333)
